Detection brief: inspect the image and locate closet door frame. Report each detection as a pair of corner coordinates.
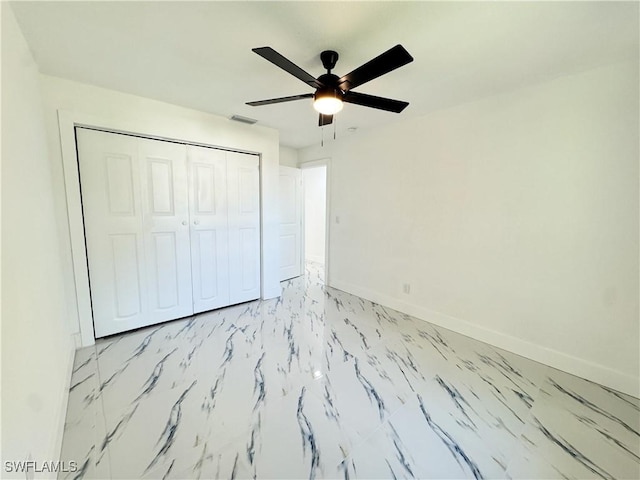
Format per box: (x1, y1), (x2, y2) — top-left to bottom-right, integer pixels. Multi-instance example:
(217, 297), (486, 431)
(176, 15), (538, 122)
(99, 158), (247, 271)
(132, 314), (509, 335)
(59, 111), (267, 346)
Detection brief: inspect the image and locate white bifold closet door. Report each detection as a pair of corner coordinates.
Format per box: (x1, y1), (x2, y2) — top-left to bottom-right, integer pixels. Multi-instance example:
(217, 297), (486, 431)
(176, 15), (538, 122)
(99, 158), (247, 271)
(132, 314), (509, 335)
(187, 147), (261, 309)
(76, 128), (260, 338)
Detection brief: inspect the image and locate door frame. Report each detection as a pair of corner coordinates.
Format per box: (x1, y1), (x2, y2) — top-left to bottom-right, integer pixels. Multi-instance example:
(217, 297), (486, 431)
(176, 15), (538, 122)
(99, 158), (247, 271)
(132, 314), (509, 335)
(58, 110), (267, 347)
(299, 158), (331, 285)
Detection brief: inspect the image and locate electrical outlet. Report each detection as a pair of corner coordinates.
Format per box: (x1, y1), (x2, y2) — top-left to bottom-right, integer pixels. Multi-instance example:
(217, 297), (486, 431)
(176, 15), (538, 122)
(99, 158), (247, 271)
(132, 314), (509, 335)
(402, 283), (411, 294)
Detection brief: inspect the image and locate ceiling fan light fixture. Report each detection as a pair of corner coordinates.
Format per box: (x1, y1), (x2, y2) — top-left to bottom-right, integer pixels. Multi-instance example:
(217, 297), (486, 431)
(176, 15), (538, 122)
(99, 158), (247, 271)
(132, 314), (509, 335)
(247, 45), (413, 127)
(313, 88), (343, 115)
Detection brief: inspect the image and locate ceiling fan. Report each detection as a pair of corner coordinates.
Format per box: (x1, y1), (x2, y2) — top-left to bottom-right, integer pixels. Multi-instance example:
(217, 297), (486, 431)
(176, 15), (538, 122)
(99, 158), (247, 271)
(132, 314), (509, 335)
(246, 45), (414, 126)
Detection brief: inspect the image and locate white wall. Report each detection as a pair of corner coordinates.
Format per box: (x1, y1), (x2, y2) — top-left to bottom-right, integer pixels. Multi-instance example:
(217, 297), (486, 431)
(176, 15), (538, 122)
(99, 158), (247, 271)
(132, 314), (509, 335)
(299, 60), (639, 396)
(279, 146), (299, 167)
(303, 166), (327, 264)
(1, 4), (76, 473)
(39, 75), (282, 345)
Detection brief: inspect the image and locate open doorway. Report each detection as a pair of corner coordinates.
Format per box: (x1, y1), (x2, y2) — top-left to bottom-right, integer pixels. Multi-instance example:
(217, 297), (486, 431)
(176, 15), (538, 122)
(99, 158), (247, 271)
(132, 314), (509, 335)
(301, 161), (329, 283)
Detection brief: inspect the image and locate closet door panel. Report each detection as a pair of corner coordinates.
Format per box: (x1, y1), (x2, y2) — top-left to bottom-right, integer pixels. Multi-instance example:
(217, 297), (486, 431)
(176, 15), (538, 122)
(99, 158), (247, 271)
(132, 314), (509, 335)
(109, 233), (144, 318)
(238, 227), (259, 290)
(227, 152), (261, 304)
(194, 229), (218, 299)
(187, 146), (230, 313)
(139, 139), (193, 322)
(77, 129), (149, 337)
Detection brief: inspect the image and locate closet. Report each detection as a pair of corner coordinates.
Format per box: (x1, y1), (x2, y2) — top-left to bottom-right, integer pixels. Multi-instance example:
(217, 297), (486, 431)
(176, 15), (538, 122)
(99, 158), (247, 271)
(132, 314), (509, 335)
(76, 128), (260, 337)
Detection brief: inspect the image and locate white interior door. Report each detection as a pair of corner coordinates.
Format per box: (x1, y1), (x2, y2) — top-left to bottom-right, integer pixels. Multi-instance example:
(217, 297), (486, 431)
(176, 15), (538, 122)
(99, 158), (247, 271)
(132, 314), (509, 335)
(77, 128), (193, 337)
(279, 166), (303, 281)
(187, 145), (230, 313)
(227, 152), (261, 305)
(302, 165), (327, 265)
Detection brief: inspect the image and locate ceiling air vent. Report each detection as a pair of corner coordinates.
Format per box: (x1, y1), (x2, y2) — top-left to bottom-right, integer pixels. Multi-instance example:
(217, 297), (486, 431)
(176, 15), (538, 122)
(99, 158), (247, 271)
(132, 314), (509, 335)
(230, 115), (258, 125)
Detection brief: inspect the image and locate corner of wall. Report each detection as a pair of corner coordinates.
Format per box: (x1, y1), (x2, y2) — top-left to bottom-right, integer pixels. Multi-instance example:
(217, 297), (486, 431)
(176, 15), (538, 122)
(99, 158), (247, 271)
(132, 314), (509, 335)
(279, 145), (300, 168)
(2, 4), (79, 467)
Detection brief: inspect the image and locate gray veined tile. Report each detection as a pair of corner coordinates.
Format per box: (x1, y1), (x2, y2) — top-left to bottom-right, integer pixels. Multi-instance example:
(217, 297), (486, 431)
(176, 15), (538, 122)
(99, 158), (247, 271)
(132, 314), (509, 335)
(342, 394), (505, 480)
(409, 345), (548, 469)
(94, 331), (200, 415)
(104, 380), (216, 479)
(507, 412), (639, 480)
(165, 445), (253, 480)
(239, 382), (358, 479)
(71, 345), (98, 377)
(60, 262), (639, 480)
(102, 350), (268, 475)
(506, 369), (640, 479)
(65, 346), (99, 429)
(59, 346), (110, 479)
(323, 294), (384, 350)
(311, 350), (410, 445)
(254, 296), (329, 397)
(539, 367), (639, 430)
(58, 400), (110, 480)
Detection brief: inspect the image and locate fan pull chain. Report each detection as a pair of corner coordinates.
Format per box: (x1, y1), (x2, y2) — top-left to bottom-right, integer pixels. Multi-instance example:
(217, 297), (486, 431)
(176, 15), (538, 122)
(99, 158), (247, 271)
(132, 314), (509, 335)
(333, 117), (337, 140)
(321, 125), (324, 147)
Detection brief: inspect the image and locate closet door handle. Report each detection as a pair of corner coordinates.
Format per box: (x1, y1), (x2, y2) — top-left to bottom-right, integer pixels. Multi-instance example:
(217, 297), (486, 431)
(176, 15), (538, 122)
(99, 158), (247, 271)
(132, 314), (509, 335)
(194, 220), (200, 225)
(182, 221), (188, 226)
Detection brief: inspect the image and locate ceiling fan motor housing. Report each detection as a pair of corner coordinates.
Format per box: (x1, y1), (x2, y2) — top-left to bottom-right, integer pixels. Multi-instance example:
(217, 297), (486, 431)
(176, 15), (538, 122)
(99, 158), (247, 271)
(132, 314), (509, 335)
(317, 73), (340, 88)
(316, 73), (343, 99)
(320, 50), (339, 72)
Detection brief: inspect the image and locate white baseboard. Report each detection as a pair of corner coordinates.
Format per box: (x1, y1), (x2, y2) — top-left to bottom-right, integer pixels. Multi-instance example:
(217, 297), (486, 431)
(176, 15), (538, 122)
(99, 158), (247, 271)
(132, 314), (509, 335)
(330, 279), (639, 398)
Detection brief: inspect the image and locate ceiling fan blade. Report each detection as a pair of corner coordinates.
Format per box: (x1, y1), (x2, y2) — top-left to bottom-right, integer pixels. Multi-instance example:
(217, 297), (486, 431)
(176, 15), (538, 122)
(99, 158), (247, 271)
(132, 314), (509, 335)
(343, 91), (409, 113)
(319, 113), (333, 126)
(246, 93), (313, 107)
(338, 44), (413, 91)
(253, 47), (323, 89)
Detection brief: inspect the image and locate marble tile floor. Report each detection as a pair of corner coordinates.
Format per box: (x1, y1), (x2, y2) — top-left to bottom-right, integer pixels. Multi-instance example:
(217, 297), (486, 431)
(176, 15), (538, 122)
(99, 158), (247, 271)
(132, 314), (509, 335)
(60, 262), (640, 479)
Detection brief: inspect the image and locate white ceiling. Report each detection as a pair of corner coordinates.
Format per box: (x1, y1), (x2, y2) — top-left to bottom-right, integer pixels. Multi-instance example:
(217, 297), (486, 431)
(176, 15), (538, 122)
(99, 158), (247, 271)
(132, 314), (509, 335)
(10, 1), (639, 149)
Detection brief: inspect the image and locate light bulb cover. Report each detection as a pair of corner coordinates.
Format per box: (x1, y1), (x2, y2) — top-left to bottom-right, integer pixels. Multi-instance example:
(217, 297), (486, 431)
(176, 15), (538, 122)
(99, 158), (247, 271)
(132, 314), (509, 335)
(313, 88), (344, 115)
